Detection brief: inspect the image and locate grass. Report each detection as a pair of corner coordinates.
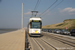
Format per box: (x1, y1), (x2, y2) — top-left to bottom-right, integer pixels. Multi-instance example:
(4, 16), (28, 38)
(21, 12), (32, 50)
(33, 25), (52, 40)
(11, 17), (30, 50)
(42, 19), (75, 31)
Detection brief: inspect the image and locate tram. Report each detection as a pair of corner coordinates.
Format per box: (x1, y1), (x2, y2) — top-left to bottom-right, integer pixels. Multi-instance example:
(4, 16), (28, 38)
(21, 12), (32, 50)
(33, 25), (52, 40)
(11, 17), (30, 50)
(27, 17), (42, 36)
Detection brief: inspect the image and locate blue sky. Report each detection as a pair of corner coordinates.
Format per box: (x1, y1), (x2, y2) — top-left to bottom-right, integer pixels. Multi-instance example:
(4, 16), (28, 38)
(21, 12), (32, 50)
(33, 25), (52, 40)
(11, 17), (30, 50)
(0, 0), (75, 29)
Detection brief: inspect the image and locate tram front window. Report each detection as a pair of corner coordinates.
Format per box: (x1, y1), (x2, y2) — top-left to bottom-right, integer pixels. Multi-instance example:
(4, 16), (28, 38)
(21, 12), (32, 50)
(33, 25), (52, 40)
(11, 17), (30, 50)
(31, 22), (41, 29)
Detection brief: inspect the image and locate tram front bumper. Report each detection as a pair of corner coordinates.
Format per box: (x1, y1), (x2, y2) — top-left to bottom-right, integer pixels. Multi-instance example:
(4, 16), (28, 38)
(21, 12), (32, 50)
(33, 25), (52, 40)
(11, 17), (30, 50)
(29, 33), (41, 36)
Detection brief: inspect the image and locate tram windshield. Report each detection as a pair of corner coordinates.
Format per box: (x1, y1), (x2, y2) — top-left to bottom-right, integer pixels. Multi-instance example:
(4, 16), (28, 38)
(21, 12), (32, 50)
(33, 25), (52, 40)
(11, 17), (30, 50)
(31, 22), (41, 29)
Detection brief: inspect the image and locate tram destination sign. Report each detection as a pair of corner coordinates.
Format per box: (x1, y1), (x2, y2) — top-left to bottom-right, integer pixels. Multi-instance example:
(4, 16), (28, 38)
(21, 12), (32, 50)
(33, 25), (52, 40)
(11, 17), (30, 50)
(33, 20), (40, 22)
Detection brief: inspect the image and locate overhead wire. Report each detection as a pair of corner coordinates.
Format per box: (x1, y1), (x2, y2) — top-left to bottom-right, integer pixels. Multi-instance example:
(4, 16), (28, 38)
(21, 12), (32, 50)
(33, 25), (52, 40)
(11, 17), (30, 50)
(31, 0), (41, 17)
(38, 0), (58, 17)
(34, 0), (41, 11)
(40, 0), (64, 17)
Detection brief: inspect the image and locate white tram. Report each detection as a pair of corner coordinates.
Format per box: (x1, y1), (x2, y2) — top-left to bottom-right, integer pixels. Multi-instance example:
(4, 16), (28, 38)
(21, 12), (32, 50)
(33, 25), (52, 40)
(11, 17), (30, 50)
(27, 17), (42, 36)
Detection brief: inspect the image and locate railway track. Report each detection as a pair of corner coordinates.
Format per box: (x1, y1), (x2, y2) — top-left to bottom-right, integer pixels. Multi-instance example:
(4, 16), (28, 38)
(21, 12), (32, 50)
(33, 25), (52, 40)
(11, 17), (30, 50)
(49, 35), (75, 47)
(33, 38), (44, 50)
(28, 37), (44, 50)
(27, 32), (75, 50)
(28, 36), (57, 50)
(41, 38), (57, 50)
(43, 33), (75, 47)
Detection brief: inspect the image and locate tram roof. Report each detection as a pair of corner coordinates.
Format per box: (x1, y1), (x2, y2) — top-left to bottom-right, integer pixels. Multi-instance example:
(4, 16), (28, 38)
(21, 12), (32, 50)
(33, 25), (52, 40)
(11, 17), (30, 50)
(29, 17), (42, 20)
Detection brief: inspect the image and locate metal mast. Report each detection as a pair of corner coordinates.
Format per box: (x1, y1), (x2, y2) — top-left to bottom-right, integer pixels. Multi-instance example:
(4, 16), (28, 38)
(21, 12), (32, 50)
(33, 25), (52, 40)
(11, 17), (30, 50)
(21, 3), (23, 32)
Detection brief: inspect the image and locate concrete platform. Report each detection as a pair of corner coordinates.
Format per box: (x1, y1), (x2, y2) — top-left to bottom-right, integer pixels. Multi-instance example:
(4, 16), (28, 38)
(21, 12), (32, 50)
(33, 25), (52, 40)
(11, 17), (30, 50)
(0, 29), (25, 50)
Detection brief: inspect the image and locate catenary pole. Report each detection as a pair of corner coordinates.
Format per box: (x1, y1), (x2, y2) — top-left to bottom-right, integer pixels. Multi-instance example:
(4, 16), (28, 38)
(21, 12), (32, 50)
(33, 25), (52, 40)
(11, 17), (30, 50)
(21, 3), (23, 32)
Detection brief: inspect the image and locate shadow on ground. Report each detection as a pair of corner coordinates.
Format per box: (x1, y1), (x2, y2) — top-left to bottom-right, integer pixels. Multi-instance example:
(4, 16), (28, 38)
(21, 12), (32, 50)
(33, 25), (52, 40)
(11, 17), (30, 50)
(29, 35), (44, 38)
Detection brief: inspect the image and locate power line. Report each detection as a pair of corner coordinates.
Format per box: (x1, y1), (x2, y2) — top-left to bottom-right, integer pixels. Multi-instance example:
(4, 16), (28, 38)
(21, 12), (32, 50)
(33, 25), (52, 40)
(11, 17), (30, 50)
(38, 0), (58, 17)
(40, 0), (64, 17)
(34, 0), (41, 11)
(34, 0), (39, 10)
(31, 0), (41, 17)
